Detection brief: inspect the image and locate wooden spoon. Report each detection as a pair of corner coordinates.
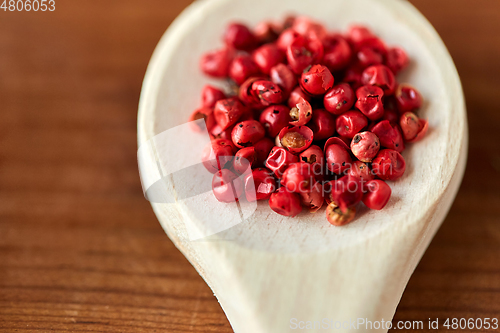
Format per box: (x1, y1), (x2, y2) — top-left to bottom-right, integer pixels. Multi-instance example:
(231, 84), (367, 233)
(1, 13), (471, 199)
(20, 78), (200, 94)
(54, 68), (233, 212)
(137, 0), (467, 331)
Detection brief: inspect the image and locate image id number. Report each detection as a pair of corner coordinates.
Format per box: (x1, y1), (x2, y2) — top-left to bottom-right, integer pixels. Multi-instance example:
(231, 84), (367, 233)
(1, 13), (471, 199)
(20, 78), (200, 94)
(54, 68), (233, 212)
(1, 0), (55, 11)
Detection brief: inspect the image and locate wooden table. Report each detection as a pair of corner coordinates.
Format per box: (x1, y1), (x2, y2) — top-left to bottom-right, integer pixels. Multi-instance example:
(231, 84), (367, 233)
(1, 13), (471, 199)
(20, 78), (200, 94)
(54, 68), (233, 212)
(0, 1), (499, 332)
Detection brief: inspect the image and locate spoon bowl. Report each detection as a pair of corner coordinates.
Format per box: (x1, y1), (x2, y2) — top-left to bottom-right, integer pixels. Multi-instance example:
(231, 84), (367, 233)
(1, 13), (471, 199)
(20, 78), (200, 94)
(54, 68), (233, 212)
(138, 0), (467, 331)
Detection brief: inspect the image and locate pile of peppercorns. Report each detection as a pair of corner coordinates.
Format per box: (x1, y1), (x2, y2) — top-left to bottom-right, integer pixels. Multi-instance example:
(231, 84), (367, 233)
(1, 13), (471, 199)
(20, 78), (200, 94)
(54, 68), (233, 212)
(189, 16), (428, 226)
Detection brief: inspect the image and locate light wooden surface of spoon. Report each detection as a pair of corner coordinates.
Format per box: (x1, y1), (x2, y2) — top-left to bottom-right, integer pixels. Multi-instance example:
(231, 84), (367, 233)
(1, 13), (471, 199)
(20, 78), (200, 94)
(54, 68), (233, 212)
(138, 0), (467, 331)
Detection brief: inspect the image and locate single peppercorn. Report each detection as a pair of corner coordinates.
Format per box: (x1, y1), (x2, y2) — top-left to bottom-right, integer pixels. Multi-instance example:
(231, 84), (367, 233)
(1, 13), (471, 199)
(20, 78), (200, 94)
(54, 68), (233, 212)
(278, 125), (313, 154)
(385, 47), (409, 75)
(351, 131), (380, 162)
(269, 186), (303, 217)
(326, 202), (356, 226)
(371, 149), (406, 181)
(282, 163), (316, 193)
(200, 85), (226, 108)
(276, 28), (302, 52)
(252, 43), (285, 75)
(189, 107), (215, 133)
(212, 169), (244, 203)
(286, 35), (324, 74)
(289, 97), (313, 126)
(201, 139), (236, 174)
(336, 110), (368, 138)
(322, 34), (352, 72)
(307, 109), (336, 141)
(244, 167), (277, 201)
(395, 84), (423, 112)
(253, 138), (275, 165)
(300, 64), (334, 96)
(292, 16), (327, 41)
(231, 120), (266, 148)
(400, 112), (428, 143)
(327, 175), (364, 213)
(200, 47), (234, 78)
(229, 54), (261, 85)
(259, 105), (292, 137)
(300, 181), (325, 213)
(254, 21), (280, 44)
(371, 120), (405, 153)
(265, 146), (299, 178)
(324, 142), (352, 175)
(324, 83), (355, 115)
(362, 179), (392, 210)
(223, 22), (257, 51)
(361, 65), (396, 95)
(355, 85), (385, 121)
(356, 47), (383, 68)
(233, 147), (257, 174)
(287, 86), (311, 109)
(299, 145), (325, 176)
(270, 63), (296, 97)
(251, 80), (284, 106)
(214, 98), (245, 130)
(348, 160), (375, 192)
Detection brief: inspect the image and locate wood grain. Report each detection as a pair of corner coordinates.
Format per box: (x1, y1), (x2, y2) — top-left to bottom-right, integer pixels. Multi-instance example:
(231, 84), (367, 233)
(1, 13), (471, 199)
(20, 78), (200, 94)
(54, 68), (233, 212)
(0, 0), (499, 332)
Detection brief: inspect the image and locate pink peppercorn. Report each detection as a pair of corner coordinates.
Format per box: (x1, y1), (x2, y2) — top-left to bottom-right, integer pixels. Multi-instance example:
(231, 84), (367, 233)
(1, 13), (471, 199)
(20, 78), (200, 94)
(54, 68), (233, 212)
(201, 138), (235, 174)
(336, 110), (368, 138)
(200, 85), (226, 108)
(371, 149), (406, 181)
(250, 80), (284, 106)
(400, 112), (428, 143)
(322, 34), (352, 72)
(212, 169), (244, 203)
(270, 63), (297, 97)
(326, 202), (356, 226)
(348, 160), (374, 192)
(244, 167), (276, 201)
(385, 47), (409, 75)
(324, 83), (355, 115)
(265, 146), (299, 178)
(355, 85), (385, 121)
(286, 35), (324, 74)
(259, 105), (292, 137)
(189, 107), (215, 133)
(288, 87), (311, 109)
(325, 142), (352, 175)
(214, 98), (245, 130)
(300, 64), (334, 96)
(371, 120), (405, 153)
(252, 43), (285, 75)
(361, 65), (396, 95)
(299, 145), (325, 176)
(253, 137), (275, 165)
(269, 187), (302, 217)
(395, 84), (423, 112)
(307, 109), (336, 141)
(282, 163), (316, 193)
(231, 120), (265, 148)
(278, 125), (313, 154)
(362, 180), (392, 210)
(229, 54), (261, 85)
(300, 181), (325, 213)
(223, 22), (257, 51)
(328, 175), (363, 213)
(200, 47), (234, 78)
(289, 97), (313, 126)
(233, 147), (257, 174)
(276, 28), (301, 52)
(350, 131), (380, 162)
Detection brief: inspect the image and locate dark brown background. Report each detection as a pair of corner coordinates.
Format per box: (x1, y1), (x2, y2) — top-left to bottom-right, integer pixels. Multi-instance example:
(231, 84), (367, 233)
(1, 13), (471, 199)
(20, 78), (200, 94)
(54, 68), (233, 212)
(0, 0), (499, 332)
